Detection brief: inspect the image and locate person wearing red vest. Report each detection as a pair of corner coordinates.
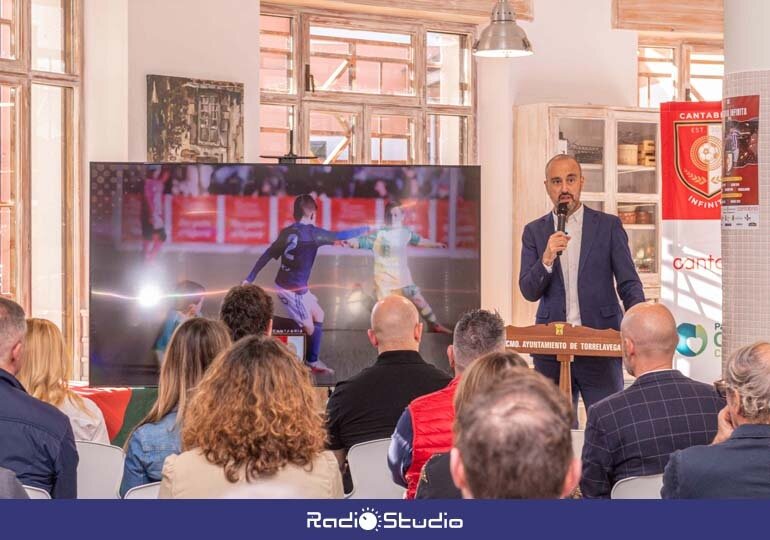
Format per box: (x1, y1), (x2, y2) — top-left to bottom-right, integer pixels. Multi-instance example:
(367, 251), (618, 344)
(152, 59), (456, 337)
(387, 309), (506, 499)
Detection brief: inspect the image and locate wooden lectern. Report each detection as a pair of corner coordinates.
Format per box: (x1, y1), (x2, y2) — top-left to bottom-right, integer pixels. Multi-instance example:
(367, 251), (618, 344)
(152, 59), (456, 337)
(505, 323), (622, 404)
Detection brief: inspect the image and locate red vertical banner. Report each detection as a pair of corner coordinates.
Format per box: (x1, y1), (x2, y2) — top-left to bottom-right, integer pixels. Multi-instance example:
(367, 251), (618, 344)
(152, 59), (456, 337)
(456, 199), (479, 250)
(329, 198), (375, 230)
(661, 101), (723, 220)
(437, 200), (450, 245)
(402, 199), (430, 238)
(171, 196), (218, 243)
(277, 195), (324, 230)
(121, 193), (143, 242)
(224, 196), (270, 244)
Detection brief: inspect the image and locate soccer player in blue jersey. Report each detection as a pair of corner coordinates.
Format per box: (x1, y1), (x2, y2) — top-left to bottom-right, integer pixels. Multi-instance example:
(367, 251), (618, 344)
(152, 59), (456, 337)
(243, 194), (368, 375)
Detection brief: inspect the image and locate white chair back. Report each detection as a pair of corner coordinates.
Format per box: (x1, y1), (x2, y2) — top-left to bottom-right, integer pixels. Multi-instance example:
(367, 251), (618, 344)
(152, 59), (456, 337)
(75, 441), (125, 499)
(346, 438), (404, 499)
(123, 482), (161, 499)
(23, 485), (51, 499)
(571, 429), (585, 459)
(611, 474), (664, 499)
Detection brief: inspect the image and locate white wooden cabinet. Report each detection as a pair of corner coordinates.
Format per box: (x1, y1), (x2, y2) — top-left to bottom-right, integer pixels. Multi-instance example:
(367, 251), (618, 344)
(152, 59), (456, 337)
(512, 104), (661, 327)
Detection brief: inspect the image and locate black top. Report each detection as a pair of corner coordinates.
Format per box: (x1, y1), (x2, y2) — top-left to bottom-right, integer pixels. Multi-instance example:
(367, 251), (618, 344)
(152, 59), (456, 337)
(0, 369), (78, 498)
(326, 350), (452, 451)
(415, 452), (461, 499)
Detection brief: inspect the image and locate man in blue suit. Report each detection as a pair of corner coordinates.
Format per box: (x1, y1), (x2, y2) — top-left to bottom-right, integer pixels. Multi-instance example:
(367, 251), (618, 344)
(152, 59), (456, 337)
(519, 154), (645, 412)
(662, 342), (770, 499)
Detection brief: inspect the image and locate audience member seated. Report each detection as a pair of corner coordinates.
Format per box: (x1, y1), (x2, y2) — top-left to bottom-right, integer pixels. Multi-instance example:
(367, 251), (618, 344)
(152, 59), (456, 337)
(220, 284), (273, 341)
(160, 336), (343, 498)
(416, 351), (528, 499)
(0, 467), (28, 499)
(581, 303), (724, 498)
(326, 295), (452, 491)
(18, 318), (109, 444)
(389, 309), (506, 499)
(663, 342), (770, 499)
(120, 318), (231, 496)
(450, 370), (579, 498)
(0, 298), (77, 498)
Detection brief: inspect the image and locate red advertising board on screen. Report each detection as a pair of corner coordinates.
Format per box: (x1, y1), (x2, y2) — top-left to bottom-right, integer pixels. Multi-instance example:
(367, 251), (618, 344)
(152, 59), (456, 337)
(224, 196), (270, 245)
(171, 196), (218, 243)
(456, 199), (479, 250)
(402, 199), (430, 239)
(330, 198), (375, 230)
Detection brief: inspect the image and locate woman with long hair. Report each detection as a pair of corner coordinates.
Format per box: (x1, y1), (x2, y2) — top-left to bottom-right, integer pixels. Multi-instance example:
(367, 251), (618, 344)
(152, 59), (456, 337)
(119, 318), (231, 496)
(159, 335), (343, 498)
(18, 318), (109, 444)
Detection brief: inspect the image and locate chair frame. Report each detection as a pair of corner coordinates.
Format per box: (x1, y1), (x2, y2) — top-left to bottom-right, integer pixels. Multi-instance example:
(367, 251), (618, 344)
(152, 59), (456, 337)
(345, 438), (404, 500)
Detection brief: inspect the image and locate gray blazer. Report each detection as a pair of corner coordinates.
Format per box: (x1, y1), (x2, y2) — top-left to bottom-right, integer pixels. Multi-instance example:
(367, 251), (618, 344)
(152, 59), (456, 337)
(0, 467), (28, 499)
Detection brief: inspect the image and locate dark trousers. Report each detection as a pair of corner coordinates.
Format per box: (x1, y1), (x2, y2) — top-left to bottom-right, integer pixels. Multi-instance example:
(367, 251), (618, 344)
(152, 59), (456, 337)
(534, 356), (624, 424)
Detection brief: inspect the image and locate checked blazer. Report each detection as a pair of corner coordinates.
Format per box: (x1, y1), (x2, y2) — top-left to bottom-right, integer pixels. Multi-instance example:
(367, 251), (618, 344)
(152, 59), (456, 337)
(579, 369), (724, 499)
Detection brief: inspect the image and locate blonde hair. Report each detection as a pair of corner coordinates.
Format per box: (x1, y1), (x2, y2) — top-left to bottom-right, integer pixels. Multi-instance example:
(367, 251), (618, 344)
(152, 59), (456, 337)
(454, 350), (529, 416)
(182, 335), (326, 483)
(137, 318), (231, 431)
(18, 318), (91, 416)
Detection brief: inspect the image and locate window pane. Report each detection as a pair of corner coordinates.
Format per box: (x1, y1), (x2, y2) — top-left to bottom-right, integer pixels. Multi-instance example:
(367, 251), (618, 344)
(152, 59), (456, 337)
(0, 85), (16, 203)
(617, 121), (658, 194)
(427, 114), (467, 165)
(427, 32), (470, 106)
(0, 206), (11, 295)
(32, 0), (66, 73)
(638, 46), (677, 107)
(689, 51), (724, 102)
(370, 114), (414, 164)
(259, 104), (293, 163)
(31, 84), (65, 327)
(309, 24), (414, 96)
(309, 110), (358, 164)
(558, 117), (604, 191)
(260, 15), (293, 93)
(0, 0), (15, 60)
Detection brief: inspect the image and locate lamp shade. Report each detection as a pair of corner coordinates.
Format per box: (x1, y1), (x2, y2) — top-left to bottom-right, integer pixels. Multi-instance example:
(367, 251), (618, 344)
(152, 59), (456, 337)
(473, 0), (533, 58)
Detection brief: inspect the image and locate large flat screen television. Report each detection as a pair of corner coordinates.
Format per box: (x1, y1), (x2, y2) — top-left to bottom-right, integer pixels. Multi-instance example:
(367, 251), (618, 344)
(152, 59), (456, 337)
(89, 163), (480, 386)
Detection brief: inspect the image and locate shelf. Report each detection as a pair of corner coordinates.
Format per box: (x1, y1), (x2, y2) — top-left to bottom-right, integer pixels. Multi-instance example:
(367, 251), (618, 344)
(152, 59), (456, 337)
(617, 165), (656, 173)
(581, 163), (603, 170)
(623, 224), (656, 231)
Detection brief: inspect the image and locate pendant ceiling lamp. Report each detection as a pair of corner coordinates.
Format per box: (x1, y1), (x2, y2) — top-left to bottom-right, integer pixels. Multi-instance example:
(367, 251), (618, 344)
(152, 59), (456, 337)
(473, 0), (533, 58)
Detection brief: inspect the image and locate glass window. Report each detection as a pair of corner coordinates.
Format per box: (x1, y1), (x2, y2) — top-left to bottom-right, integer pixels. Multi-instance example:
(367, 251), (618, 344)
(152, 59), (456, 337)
(31, 0), (66, 73)
(309, 25), (414, 96)
(259, 104), (293, 163)
(0, 206), (11, 295)
(558, 118), (605, 192)
(0, 84), (15, 203)
(309, 109), (359, 164)
(260, 15), (294, 93)
(688, 50), (724, 102)
(31, 84), (65, 328)
(370, 113), (414, 164)
(426, 32), (470, 106)
(0, 0), (16, 61)
(638, 47), (676, 108)
(427, 114), (467, 166)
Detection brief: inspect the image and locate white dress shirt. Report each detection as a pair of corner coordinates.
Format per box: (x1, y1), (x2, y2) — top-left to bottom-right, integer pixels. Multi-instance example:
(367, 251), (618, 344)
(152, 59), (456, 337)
(543, 203), (584, 326)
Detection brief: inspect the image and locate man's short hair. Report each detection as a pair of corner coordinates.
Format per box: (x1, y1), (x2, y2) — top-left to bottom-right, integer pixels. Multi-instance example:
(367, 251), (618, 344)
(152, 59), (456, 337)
(454, 371), (574, 498)
(0, 298), (26, 359)
(452, 309), (505, 369)
(173, 280), (205, 311)
(220, 285), (274, 341)
(544, 154), (583, 179)
(293, 194), (317, 221)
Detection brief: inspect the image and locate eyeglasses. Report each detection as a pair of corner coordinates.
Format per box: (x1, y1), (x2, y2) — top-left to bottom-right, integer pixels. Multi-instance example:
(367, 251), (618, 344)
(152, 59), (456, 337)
(714, 379), (728, 399)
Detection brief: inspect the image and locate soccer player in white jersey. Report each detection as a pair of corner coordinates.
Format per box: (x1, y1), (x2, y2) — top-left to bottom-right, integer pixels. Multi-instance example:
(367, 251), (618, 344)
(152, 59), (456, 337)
(346, 201), (451, 334)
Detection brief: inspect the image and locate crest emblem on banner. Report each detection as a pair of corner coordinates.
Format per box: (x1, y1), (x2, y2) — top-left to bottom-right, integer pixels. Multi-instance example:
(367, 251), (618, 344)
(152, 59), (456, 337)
(674, 123), (722, 199)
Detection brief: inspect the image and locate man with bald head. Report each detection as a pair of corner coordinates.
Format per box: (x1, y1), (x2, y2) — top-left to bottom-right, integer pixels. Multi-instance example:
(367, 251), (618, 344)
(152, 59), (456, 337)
(580, 303), (724, 498)
(325, 295), (452, 490)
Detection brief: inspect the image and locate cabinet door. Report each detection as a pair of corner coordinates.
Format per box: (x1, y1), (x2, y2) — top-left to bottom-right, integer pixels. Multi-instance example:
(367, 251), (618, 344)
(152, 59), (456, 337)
(551, 113), (607, 195)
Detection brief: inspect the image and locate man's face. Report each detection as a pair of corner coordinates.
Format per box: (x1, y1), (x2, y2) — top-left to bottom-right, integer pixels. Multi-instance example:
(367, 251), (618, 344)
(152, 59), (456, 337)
(544, 158), (584, 213)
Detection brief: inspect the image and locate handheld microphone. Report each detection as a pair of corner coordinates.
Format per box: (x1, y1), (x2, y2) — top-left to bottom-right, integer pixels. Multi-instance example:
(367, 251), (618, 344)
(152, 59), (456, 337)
(556, 202), (569, 257)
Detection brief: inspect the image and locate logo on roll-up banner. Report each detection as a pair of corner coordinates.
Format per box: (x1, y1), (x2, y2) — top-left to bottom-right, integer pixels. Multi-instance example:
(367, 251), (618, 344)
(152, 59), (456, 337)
(674, 126), (722, 200)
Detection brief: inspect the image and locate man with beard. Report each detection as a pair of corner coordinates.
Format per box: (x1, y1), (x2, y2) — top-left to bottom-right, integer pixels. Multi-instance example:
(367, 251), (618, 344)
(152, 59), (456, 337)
(519, 154), (645, 415)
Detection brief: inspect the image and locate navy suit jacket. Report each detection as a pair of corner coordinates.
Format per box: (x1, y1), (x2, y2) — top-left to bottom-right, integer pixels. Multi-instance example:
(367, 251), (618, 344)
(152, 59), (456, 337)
(662, 424), (770, 499)
(580, 370), (724, 498)
(519, 206), (644, 333)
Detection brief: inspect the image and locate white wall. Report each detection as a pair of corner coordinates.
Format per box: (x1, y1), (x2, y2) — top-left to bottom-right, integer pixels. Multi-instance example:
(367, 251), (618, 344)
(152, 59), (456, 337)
(511, 0), (638, 107)
(85, 0), (260, 164)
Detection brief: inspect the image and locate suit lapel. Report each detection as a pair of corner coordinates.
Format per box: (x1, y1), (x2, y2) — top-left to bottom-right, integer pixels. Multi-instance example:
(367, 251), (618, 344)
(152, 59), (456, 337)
(578, 206), (599, 278)
(540, 212), (565, 288)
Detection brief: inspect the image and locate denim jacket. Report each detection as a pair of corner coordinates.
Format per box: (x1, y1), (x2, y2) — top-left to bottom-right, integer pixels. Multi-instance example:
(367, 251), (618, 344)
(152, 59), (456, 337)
(119, 411), (181, 497)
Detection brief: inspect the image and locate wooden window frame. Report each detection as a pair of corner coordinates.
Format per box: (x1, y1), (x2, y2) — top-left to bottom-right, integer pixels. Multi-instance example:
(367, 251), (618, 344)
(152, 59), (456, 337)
(260, 3), (476, 165)
(637, 37), (723, 107)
